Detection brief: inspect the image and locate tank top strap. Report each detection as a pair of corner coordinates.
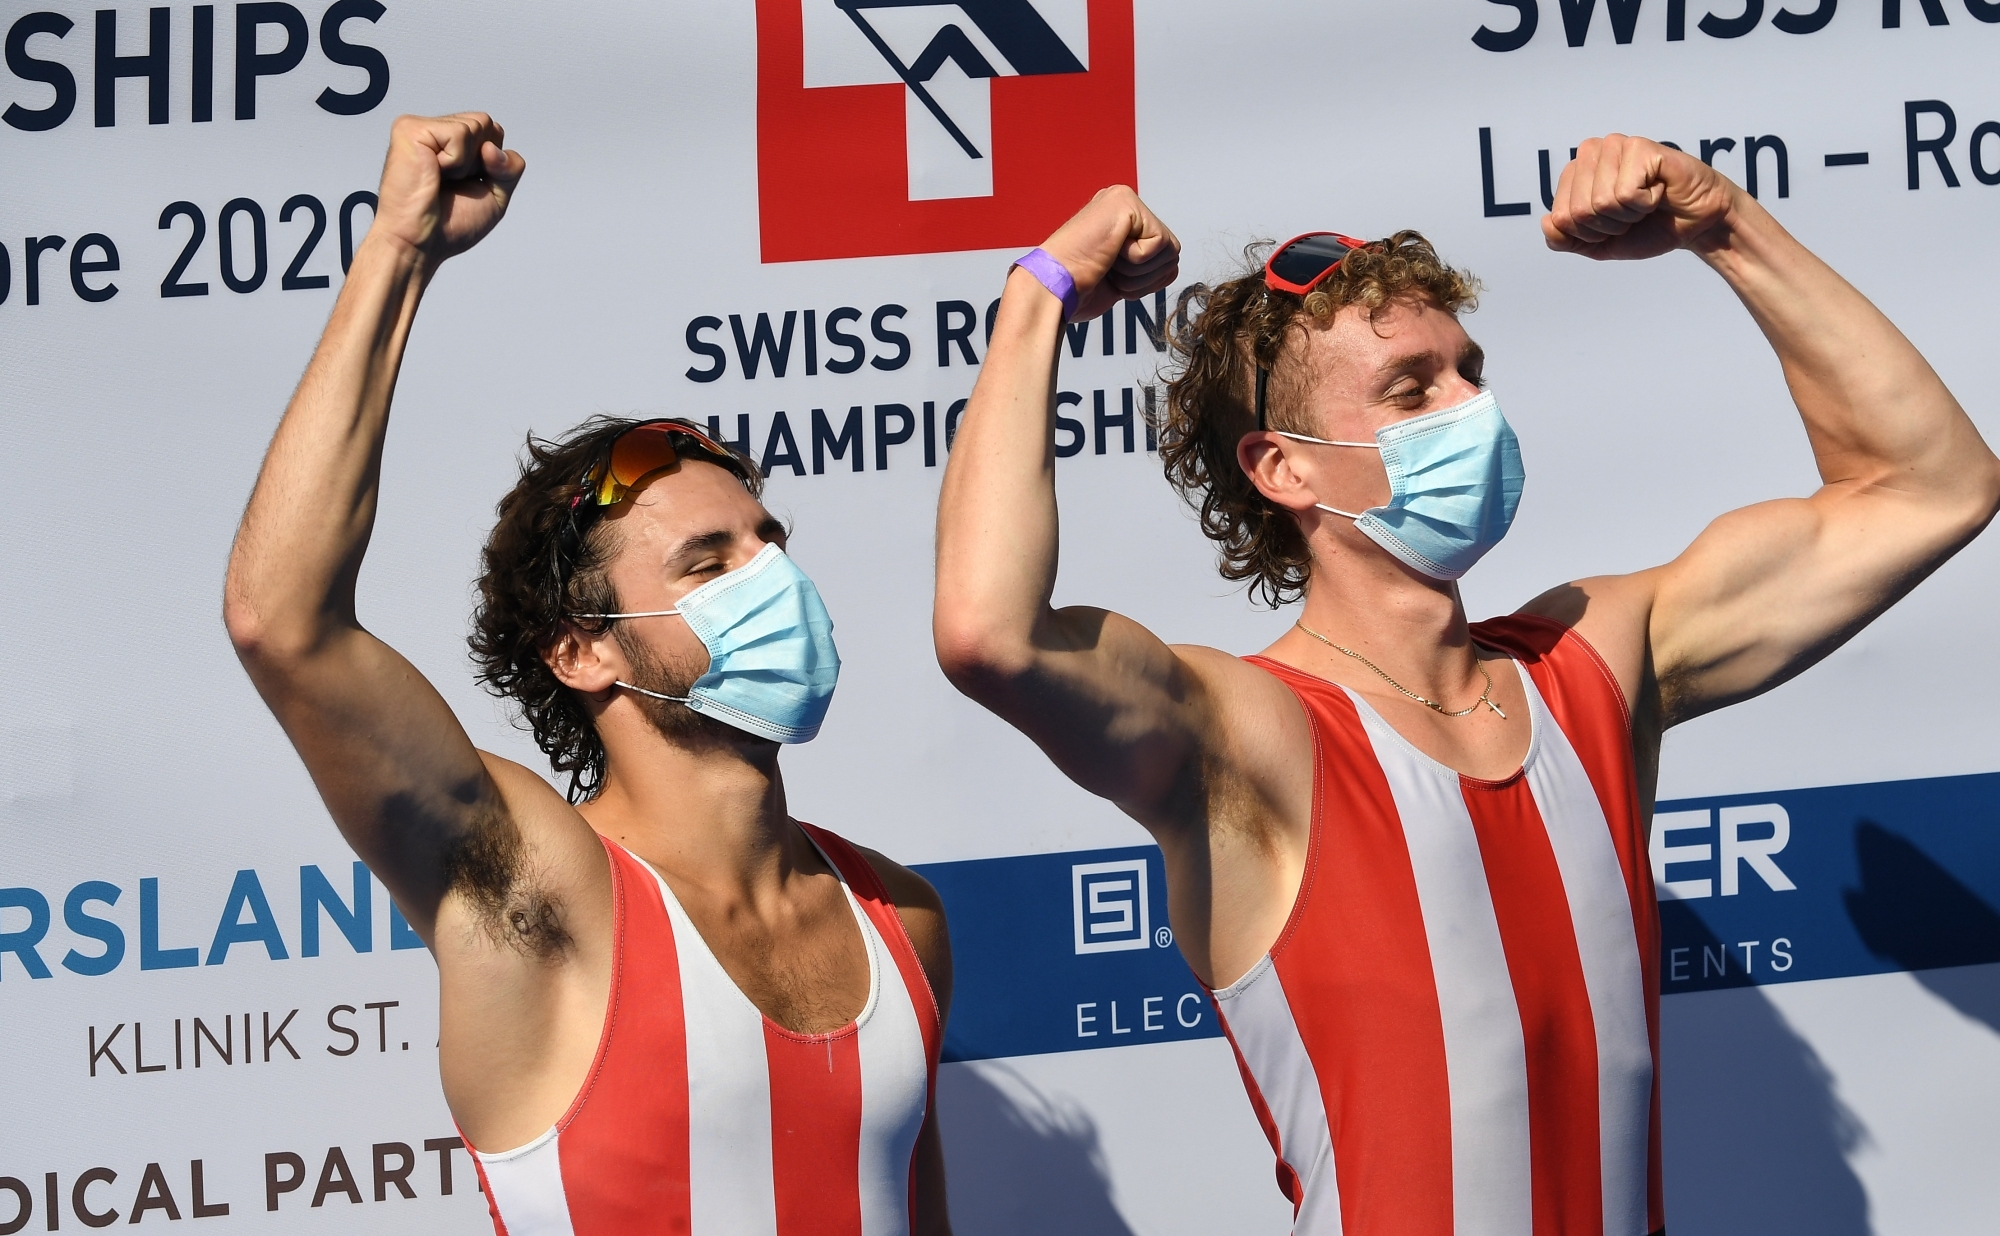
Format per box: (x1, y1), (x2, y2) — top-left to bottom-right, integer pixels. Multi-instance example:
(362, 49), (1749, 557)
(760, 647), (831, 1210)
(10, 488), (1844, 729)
(1469, 612), (1632, 734)
(559, 834), (688, 1130)
(795, 821), (943, 1066)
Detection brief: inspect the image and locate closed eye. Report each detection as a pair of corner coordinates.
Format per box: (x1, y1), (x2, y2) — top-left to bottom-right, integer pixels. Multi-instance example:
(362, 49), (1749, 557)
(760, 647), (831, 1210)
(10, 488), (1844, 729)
(1459, 342), (1487, 388)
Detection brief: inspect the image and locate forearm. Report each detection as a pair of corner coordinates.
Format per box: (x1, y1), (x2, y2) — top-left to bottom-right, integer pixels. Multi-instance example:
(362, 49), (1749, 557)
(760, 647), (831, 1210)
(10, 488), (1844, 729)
(933, 267), (1068, 670)
(1695, 194), (1994, 497)
(226, 234), (432, 653)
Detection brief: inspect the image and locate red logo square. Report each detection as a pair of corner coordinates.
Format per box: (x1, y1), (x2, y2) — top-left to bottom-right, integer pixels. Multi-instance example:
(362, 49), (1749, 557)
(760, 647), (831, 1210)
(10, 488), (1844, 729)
(755, 0), (1137, 263)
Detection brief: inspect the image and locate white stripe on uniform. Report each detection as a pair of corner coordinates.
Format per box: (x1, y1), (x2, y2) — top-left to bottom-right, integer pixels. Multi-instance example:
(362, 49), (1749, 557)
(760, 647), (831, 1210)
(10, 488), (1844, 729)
(1518, 675), (1653, 1236)
(851, 880), (928, 1236)
(652, 868), (781, 1236)
(476, 1125), (577, 1236)
(1350, 691), (1534, 1236)
(1213, 955), (1343, 1235)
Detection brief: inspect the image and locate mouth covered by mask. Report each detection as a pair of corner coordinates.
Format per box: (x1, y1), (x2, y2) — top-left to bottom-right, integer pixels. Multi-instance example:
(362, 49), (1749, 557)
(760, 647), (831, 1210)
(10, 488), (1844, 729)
(579, 542), (841, 743)
(1275, 389), (1525, 581)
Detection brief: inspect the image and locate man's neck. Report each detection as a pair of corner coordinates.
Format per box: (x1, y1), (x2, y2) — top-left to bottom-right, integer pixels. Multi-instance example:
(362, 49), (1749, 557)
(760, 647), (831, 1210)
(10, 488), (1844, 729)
(578, 728), (798, 897)
(1278, 538), (1482, 691)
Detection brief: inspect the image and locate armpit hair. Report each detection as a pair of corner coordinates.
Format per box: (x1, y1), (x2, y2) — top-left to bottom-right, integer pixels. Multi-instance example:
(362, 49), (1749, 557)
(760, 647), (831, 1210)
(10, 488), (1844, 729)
(439, 801), (575, 962)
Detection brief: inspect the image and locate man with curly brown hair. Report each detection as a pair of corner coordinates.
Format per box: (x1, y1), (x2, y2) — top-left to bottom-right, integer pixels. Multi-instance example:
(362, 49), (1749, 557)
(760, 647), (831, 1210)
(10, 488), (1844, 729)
(933, 136), (2000, 1236)
(225, 113), (953, 1235)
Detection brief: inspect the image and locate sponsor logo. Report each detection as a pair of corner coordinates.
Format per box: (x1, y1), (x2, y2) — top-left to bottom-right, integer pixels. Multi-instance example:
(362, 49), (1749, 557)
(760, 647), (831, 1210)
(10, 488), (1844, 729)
(0, 863), (420, 982)
(1649, 803), (1798, 901)
(755, 0), (1136, 261)
(1071, 857), (1149, 954)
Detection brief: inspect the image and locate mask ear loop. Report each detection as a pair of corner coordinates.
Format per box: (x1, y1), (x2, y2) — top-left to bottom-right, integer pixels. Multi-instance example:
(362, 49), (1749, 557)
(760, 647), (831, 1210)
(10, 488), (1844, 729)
(614, 680), (693, 704)
(1268, 430), (1383, 522)
(571, 607), (682, 619)
(562, 608), (693, 702)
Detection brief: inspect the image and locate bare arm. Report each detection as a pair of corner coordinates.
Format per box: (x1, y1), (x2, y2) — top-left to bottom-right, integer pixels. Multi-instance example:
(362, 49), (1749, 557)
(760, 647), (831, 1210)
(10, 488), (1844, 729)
(932, 188), (1207, 822)
(221, 113), (550, 938)
(1537, 135), (2000, 724)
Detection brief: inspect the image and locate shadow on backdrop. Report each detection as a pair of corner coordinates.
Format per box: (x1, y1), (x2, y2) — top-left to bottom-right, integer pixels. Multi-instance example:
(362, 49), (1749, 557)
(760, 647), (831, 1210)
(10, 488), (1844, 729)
(938, 1060), (1138, 1236)
(1844, 820), (2000, 1035)
(1660, 902), (1873, 1236)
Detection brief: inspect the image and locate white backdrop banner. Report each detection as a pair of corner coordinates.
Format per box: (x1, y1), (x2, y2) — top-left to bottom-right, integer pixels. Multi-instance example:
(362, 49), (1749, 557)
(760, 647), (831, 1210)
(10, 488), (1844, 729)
(4, 1), (2000, 1233)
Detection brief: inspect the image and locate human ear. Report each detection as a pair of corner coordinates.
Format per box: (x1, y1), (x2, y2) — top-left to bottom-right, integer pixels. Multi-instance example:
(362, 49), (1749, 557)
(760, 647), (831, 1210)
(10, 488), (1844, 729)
(544, 624), (624, 694)
(1237, 432), (1322, 514)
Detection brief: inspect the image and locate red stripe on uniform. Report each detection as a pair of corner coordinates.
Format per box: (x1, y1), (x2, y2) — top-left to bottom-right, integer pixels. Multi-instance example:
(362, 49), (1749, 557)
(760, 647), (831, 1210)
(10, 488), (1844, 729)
(766, 1024), (863, 1236)
(1476, 615), (1665, 1232)
(1463, 775), (1604, 1235)
(1249, 658), (1454, 1236)
(798, 822), (944, 1222)
(558, 839), (693, 1234)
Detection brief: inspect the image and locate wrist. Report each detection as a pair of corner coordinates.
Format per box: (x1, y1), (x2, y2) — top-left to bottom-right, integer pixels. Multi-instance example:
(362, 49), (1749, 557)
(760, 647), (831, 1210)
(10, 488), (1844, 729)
(1012, 247), (1079, 321)
(1690, 188), (1780, 280)
(354, 228), (440, 286)
(1000, 265), (1065, 324)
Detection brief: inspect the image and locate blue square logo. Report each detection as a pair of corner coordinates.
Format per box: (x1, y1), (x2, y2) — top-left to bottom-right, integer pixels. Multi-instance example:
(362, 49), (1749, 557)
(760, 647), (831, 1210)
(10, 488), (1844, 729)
(1072, 859), (1150, 954)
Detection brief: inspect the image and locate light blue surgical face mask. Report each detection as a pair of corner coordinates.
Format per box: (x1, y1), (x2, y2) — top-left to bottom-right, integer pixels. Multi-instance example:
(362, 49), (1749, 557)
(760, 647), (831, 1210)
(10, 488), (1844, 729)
(1276, 389), (1525, 581)
(576, 543), (841, 743)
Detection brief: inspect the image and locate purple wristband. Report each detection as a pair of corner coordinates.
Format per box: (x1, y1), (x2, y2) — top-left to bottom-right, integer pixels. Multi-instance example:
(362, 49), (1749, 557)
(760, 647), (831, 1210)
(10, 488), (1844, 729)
(1013, 247), (1079, 322)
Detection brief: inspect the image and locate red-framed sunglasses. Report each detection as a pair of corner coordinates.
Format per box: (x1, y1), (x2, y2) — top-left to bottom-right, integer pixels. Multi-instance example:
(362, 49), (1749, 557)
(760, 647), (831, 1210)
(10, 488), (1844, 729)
(1263, 231), (1370, 296)
(1255, 232), (1372, 428)
(573, 419), (735, 510)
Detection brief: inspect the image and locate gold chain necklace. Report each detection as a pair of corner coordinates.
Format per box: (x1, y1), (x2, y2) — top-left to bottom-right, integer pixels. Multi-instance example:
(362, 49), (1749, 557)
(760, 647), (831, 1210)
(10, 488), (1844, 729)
(1293, 621), (1507, 719)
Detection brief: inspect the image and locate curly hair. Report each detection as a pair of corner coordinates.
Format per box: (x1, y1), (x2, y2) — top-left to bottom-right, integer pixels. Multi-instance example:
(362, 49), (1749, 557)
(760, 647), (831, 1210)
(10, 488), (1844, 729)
(1158, 232), (1480, 607)
(468, 416), (763, 802)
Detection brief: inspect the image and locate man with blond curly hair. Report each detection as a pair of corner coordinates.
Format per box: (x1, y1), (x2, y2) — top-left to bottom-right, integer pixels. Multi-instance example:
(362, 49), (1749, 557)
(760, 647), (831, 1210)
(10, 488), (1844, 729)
(933, 136), (1999, 1236)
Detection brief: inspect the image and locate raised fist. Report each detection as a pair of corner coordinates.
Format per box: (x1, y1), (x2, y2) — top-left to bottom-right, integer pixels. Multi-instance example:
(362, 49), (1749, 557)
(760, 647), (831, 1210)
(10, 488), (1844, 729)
(368, 112), (526, 265)
(1543, 133), (1739, 262)
(1038, 185), (1180, 322)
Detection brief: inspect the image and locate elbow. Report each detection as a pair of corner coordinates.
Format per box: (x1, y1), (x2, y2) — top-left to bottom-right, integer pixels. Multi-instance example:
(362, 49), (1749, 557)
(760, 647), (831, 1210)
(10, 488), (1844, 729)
(222, 579), (319, 675)
(1977, 451), (2000, 527)
(932, 607), (1035, 704)
(222, 589), (287, 670)
(1945, 448), (2000, 545)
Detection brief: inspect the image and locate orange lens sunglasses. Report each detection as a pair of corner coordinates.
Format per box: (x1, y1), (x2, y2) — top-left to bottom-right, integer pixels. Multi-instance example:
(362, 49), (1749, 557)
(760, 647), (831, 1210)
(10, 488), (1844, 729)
(575, 419), (734, 510)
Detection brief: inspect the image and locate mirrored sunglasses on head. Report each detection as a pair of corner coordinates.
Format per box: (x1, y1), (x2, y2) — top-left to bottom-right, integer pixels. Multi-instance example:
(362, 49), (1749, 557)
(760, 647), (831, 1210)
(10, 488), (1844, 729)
(1256, 232), (1373, 427)
(1263, 231), (1371, 297)
(551, 419), (736, 606)
(574, 419), (735, 510)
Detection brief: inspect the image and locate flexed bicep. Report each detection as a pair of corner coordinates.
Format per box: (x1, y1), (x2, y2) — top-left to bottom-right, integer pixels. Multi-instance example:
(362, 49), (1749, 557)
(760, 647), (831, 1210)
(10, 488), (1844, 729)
(1544, 134), (2000, 726)
(1650, 478), (1991, 725)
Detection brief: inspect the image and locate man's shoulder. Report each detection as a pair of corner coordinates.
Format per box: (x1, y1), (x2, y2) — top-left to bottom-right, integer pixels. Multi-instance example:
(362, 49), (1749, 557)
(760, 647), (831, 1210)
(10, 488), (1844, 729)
(832, 839), (953, 1006)
(1510, 572), (1659, 718)
(846, 843), (944, 915)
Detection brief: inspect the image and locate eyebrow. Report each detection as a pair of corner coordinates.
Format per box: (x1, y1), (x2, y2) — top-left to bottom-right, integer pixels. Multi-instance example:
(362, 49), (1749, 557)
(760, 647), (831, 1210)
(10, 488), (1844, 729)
(1373, 341), (1486, 383)
(667, 519), (789, 567)
(1373, 352), (1439, 381)
(667, 529), (734, 565)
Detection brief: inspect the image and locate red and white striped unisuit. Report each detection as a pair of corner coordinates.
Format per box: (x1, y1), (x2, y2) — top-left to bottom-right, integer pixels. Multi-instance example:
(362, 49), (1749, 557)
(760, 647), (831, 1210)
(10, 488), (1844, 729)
(1215, 616), (1663, 1236)
(467, 823), (940, 1236)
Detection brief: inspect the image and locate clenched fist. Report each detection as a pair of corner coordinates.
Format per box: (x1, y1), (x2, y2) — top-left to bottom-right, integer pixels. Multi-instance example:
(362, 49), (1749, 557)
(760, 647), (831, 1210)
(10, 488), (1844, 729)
(368, 112), (526, 265)
(1543, 133), (1739, 262)
(1038, 186), (1180, 322)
